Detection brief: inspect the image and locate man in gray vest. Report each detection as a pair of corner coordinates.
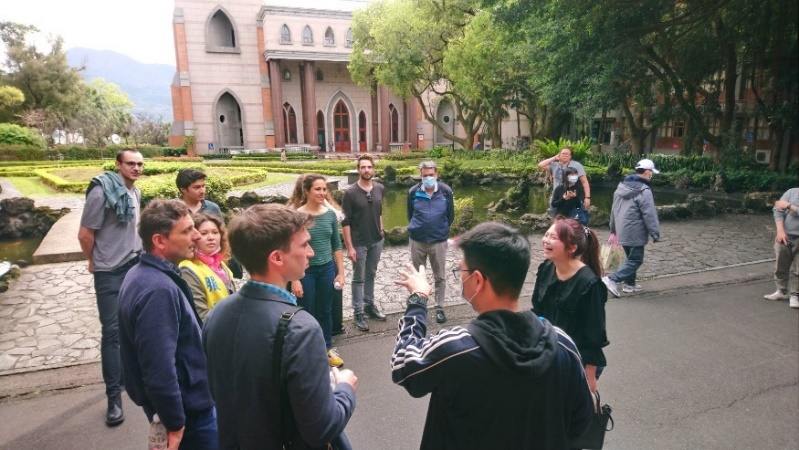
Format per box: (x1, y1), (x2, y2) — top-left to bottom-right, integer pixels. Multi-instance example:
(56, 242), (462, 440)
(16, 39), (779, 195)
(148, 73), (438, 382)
(77, 148), (143, 426)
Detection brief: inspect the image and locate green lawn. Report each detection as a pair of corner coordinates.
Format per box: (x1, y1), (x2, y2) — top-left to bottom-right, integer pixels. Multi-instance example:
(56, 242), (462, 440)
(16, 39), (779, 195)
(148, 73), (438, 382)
(5, 177), (82, 198)
(233, 172), (297, 191)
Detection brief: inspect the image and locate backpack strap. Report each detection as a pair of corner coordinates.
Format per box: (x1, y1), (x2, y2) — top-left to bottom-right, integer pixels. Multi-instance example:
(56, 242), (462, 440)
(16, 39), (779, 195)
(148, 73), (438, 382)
(274, 306), (303, 449)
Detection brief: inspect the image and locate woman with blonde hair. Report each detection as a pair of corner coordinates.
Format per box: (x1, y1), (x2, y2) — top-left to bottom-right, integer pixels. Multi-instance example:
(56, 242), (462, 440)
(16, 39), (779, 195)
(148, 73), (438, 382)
(180, 212), (236, 322)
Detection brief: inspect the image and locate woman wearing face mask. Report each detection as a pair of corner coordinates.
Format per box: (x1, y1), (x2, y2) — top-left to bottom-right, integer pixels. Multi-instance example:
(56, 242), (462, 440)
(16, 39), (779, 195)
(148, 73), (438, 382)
(289, 174), (346, 368)
(179, 212), (236, 322)
(549, 167), (584, 218)
(531, 217), (608, 393)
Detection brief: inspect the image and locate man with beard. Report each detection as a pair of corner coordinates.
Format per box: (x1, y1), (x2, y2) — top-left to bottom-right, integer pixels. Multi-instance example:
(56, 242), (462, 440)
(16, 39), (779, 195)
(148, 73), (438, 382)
(341, 154), (387, 331)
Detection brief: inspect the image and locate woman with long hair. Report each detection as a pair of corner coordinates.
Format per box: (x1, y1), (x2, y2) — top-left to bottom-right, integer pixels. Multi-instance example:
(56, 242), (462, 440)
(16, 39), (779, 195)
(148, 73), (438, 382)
(531, 217), (608, 393)
(289, 174), (346, 367)
(550, 166), (584, 218)
(180, 212), (236, 322)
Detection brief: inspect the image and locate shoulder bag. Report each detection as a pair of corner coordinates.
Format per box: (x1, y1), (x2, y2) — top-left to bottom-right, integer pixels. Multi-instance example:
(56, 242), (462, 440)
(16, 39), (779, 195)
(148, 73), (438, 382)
(570, 390), (614, 449)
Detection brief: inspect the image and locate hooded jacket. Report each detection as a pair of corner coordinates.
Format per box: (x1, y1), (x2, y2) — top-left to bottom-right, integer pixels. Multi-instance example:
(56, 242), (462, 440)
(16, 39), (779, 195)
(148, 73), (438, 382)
(391, 303), (593, 449)
(609, 174), (661, 246)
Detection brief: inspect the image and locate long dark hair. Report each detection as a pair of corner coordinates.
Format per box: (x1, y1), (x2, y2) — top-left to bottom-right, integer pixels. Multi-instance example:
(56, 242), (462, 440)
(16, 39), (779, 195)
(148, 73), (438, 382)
(552, 216), (602, 277)
(562, 166), (578, 189)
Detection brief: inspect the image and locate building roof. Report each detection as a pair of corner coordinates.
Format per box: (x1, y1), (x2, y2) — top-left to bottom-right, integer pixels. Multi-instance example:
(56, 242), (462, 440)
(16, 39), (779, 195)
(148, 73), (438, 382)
(262, 0), (371, 12)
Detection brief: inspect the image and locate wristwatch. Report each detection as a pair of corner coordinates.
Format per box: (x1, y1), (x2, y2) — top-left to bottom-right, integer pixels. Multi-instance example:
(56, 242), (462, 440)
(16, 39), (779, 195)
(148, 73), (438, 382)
(407, 292), (429, 306)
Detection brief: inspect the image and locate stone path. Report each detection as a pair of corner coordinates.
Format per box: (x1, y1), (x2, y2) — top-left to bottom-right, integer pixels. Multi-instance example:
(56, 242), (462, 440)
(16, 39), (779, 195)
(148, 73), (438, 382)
(0, 179), (86, 210)
(0, 207), (776, 374)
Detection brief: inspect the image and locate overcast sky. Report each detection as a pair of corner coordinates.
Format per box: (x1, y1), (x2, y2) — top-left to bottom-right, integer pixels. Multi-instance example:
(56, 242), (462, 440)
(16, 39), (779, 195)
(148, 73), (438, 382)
(3, 0), (373, 66)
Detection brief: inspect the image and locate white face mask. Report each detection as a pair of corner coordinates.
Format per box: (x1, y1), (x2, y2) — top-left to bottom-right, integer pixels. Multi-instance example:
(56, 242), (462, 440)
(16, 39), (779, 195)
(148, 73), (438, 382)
(461, 272), (478, 308)
(567, 175), (579, 184)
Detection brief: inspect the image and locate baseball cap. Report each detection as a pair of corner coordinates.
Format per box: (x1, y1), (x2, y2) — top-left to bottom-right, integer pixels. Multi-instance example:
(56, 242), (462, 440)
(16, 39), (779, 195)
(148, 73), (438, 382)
(635, 159), (660, 174)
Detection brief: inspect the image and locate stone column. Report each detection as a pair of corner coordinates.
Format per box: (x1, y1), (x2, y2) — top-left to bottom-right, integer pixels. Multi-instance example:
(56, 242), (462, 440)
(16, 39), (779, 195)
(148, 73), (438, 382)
(370, 82), (379, 152)
(301, 62), (317, 147)
(404, 99), (417, 149)
(257, 20), (275, 148)
(268, 60), (285, 148)
(378, 85), (390, 152)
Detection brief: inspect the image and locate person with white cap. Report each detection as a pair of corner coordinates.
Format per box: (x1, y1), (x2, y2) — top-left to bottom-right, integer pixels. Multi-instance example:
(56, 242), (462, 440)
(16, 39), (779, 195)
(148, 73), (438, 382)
(602, 158), (661, 297)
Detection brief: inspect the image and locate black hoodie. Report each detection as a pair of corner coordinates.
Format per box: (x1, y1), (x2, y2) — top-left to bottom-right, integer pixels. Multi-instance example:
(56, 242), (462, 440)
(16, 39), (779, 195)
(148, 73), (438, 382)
(391, 303), (594, 450)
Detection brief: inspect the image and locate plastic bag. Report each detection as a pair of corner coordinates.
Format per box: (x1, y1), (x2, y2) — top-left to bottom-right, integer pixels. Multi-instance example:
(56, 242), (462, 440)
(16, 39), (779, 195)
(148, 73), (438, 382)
(601, 234), (624, 272)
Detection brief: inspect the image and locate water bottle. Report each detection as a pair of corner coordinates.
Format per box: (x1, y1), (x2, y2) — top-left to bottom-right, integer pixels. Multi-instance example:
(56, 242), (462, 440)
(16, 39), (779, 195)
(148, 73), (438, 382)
(148, 414), (168, 450)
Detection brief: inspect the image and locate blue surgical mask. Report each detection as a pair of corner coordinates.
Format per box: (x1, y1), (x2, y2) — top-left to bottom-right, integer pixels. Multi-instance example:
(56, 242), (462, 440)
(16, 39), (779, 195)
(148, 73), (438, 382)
(567, 175), (579, 184)
(422, 176), (436, 189)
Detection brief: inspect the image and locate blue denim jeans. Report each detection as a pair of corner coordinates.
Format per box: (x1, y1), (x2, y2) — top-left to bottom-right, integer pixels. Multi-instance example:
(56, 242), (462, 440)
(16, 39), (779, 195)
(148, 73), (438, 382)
(93, 257), (137, 397)
(351, 239), (383, 315)
(609, 245), (645, 285)
(179, 407), (218, 450)
(298, 260), (336, 349)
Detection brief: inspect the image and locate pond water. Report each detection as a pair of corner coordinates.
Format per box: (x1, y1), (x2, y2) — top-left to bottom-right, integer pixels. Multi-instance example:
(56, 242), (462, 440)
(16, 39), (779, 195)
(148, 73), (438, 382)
(0, 236), (43, 263)
(381, 184), (689, 229)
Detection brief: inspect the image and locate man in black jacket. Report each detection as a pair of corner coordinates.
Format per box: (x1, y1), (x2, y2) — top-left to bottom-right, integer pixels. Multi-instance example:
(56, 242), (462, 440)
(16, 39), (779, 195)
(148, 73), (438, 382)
(203, 204), (358, 449)
(392, 222), (593, 449)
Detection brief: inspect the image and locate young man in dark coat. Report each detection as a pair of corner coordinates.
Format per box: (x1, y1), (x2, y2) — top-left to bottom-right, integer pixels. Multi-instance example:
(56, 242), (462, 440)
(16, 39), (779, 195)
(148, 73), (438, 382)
(392, 222), (594, 449)
(203, 204), (358, 449)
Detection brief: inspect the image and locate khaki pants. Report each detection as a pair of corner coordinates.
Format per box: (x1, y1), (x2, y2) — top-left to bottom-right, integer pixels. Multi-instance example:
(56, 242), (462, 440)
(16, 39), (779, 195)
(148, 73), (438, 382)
(773, 236), (799, 295)
(410, 239), (448, 308)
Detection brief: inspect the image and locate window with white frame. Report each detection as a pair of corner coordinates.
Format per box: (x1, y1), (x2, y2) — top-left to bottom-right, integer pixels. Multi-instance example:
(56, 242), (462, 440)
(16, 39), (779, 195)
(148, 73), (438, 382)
(302, 25), (313, 45)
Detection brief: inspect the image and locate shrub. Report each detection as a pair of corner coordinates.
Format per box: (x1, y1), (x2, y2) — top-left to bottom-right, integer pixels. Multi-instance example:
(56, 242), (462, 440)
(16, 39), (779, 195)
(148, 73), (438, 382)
(152, 157), (204, 162)
(534, 137), (593, 161)
(0, 124), (46, 147)
(138, 174), (233, 206)
(232, 153), (317, 161)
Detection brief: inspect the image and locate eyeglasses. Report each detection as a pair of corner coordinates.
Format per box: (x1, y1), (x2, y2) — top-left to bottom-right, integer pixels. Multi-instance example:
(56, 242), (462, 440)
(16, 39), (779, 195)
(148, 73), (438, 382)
(365, 192), (372, 203)
(450, 267), (473, 282)
(122, 161), (144, 168)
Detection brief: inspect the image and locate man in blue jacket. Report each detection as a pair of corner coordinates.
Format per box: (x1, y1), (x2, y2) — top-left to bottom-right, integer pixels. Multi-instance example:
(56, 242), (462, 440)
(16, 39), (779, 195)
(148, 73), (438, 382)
(203, 204), (358, 449)
(407, 161), (454, 323)
(603, 158), (661, 297)
(392, 222), (593, 449)
(119, 200), (217, 450)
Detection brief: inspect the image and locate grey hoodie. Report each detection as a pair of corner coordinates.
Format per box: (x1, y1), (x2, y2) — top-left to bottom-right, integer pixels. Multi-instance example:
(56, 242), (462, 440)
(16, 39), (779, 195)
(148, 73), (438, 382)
(610, 174), (661, 246)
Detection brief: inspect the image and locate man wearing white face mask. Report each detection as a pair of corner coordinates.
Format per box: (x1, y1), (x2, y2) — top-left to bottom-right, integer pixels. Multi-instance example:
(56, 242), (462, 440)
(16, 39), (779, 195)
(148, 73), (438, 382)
(391, 222), (594, 449)
(407, 161), (455, 323)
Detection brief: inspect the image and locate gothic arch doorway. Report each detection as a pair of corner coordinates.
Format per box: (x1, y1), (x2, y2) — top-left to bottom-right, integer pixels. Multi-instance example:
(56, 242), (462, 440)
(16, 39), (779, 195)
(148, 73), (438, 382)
(333, 100), (350, 152)
(215, 92), (243, 151)
(317, 111), (326, 150)
(283, 102), (298, 144)
(358, 111), (367, 151)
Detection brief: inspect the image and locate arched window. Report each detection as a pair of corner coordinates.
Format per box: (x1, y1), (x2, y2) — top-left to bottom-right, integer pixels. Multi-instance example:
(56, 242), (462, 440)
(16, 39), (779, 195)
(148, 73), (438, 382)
(316, 111), (325, 147)
(302, 25), (313, 44)
(280, 24), (291, 44)
(316, 69), (324, 81)
(206, 8), (239, 53)
(324, 27), (335, 45)
(389, 104), (399, 142)
(358, 111), (367, 151)
(345, 28), (354, 47)
(283, 68), (291, 81)
(283, 102), (298, 144)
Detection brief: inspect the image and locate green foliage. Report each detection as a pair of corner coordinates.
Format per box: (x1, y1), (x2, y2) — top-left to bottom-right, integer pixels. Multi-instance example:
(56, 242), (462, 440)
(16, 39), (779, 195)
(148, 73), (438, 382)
(0, 144), (183, 161)
(451, 196), (476, 236)
(0, 85), (25, 122)
(232, 153), (317, 161)
(533, 137), (593, 161)
(381, 151), (428, 161)
(0, 123), (45, 147)
(138, 175), (233, 207)
(586, 153), (719, 172)
(33, 168), (91, 193)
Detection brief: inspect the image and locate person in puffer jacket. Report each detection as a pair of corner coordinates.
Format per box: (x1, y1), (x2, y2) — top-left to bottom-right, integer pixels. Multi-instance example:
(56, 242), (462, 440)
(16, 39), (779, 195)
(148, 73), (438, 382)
(602, 159), (661, 297)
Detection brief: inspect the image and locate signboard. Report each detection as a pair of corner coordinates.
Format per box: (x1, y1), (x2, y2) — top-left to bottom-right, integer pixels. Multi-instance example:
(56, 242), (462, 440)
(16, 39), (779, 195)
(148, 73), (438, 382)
(745, 131), (754, 143)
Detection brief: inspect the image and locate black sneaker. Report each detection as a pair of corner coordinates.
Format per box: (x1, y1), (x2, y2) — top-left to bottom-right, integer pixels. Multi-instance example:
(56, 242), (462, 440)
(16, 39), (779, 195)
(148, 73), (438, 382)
(355, 313), (369, 331)
(365, 304), (386, 321)
(332, 325), (346, 336)
(435, 309), (447, 324)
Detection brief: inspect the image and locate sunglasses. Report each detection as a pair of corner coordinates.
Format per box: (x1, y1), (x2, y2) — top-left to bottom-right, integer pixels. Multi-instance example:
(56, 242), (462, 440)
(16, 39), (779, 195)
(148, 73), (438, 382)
(366, 192), (372, 203)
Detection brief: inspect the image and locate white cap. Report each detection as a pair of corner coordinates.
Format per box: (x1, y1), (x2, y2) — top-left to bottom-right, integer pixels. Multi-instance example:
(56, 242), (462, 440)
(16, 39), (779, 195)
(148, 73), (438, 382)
(635, 158), (659, 174)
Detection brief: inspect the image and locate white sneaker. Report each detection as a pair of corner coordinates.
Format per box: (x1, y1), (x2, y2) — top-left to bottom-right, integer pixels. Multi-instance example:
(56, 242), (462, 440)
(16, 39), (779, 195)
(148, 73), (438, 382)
(622, 283), (642, 293)
(790, 296), (799, 309)
(763, 290), (788, 301)
(602, 276), (620, 298)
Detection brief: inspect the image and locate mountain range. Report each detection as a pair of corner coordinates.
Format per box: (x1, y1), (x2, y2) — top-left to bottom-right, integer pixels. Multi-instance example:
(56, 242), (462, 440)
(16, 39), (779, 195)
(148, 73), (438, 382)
(66, 48), (175, 121)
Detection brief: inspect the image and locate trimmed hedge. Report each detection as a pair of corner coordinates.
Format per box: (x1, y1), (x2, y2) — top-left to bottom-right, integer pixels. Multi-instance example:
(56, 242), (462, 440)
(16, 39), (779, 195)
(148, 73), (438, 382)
(232, 153), (318, 161)
(0, 144), (185, 161)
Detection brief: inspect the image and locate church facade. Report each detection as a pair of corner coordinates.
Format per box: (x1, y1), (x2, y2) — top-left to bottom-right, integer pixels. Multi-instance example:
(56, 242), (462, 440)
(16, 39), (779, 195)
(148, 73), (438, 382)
(169, 0), (526, 154)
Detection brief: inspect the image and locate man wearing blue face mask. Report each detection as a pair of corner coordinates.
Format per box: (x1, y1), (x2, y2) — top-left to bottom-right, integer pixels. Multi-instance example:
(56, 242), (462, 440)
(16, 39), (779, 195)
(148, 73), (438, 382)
(407, 161), (455, 323)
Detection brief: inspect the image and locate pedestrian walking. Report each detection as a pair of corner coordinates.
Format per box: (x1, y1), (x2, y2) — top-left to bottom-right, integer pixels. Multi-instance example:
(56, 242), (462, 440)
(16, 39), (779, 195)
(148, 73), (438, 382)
(341, 154), (387, 331)
(203, 204), (357, 449)
(763, 187), (799, 308)
(602, 158), (661, 297)
(77, 148), (143, 426)
(119, 200), (217, 449)
(407, 160), (454, 323)
(392, 222), (594, 449)
(532, 217), (608, 393)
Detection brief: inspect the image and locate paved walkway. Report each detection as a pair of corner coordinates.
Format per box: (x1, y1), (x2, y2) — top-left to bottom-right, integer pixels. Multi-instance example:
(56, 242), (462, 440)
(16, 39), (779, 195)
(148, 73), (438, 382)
(0, 203), (777, 374)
